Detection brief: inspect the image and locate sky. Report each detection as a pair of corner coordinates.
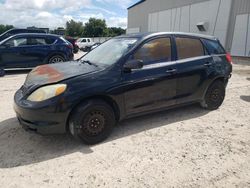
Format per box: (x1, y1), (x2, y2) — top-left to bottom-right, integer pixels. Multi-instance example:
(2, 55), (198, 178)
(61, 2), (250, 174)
(0, 0), (138, 29)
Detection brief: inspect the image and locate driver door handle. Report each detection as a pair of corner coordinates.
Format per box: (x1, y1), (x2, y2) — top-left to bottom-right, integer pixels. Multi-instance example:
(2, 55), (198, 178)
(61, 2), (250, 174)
(166, 68), (177, 73)
(204, 62), (213, 66)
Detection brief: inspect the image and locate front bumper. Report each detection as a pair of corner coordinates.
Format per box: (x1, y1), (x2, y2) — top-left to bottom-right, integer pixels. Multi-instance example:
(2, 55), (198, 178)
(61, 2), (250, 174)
(14, 89), (69, 135)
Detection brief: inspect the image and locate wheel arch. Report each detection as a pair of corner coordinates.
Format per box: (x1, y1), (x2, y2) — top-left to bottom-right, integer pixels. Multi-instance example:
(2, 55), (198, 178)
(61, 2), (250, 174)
(202, 76), (227, 99)
(66, 95), (121, 132)
(45, 52), (66, 64)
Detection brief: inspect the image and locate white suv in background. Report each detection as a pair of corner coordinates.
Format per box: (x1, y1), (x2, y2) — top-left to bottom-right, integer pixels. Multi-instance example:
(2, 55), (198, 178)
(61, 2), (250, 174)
(76, 38), (94, 51)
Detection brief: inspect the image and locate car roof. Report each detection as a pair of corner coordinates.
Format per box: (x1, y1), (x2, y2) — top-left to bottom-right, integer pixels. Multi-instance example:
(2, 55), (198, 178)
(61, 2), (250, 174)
(116, 32), (218, 41)
(9, 33), (60, 38)
(8, 28), (44, 31)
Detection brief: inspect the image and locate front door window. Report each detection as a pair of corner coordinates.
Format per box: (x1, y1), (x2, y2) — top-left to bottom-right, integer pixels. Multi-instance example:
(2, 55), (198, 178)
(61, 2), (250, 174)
(133, 37), (172, 65)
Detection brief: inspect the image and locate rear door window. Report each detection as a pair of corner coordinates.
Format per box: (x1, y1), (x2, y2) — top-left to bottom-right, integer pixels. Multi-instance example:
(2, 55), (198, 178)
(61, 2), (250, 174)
(203, 39), (225, 55)
(26, 38), (46, 45)
(133, 37), (172, 65)
(176, 37), (205, 60)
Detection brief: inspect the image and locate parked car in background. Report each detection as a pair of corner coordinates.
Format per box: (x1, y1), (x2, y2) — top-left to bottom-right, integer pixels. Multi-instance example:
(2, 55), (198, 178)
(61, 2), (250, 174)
(76, 38), (94, 51)
(0, 28), (46, 42)
(90, 42), (101, 51)
(65, 36), (79, 54)
(0, 33), (73, 69)
(14, 32), (232, 144)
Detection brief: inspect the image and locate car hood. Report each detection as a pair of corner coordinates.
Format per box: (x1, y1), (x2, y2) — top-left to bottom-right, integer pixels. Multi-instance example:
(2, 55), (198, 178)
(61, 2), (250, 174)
(24, 61), (101, 87)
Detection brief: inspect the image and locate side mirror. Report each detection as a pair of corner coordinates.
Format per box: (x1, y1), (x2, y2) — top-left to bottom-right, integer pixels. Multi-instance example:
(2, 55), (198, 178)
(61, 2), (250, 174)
(124, 59), (143, 72)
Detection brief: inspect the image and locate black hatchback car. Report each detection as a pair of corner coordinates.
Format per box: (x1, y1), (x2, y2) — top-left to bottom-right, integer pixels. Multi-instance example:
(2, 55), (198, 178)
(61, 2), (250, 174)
(14, 32), (232, 144)
(0, 33), (74, 69)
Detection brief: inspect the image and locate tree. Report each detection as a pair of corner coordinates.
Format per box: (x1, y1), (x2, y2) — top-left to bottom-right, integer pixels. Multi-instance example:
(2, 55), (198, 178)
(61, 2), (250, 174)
(107, 27), (126, 37)
(66, 20), (84, 37)
(0, 25), (14, 35)
(65, 18), (125, 37)
(84, 18), (107, 37)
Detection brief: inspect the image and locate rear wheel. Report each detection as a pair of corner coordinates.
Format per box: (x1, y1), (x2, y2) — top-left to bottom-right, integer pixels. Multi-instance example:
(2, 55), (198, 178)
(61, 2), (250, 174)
(73, 47), (79, 54)
(200, 80), (225, 110)
(69, 100), (116, 145)
(0, 68), (5, 77)
(48, 55), (65, 64)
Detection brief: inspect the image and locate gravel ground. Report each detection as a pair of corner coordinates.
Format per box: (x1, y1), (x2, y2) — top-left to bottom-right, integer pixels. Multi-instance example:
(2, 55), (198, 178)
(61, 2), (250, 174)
(0, 56), (249, 188)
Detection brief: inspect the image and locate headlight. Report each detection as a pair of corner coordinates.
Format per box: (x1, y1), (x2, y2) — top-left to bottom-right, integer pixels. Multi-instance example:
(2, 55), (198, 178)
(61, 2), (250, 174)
(27, 84), (67, 102)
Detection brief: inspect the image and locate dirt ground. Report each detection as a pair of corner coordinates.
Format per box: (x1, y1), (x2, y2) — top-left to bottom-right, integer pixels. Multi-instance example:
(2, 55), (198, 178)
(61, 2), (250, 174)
(0, 56), (249, 188)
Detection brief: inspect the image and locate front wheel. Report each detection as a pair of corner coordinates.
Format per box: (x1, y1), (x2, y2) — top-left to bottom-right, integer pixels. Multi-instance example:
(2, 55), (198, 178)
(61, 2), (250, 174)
(69, 100), (116, 145)
(200, 80), (226, 110)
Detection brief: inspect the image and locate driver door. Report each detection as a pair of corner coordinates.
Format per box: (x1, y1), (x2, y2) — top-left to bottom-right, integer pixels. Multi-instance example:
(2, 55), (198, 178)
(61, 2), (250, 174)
(122, 36), (178, 116)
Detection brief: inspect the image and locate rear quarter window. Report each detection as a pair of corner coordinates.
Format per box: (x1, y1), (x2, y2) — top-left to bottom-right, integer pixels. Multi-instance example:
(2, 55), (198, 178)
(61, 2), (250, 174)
(203, 39), (226, 55)
(176, 37), (205, 60)
(45, 37), (57, 44)
(59, 37), (72, 45)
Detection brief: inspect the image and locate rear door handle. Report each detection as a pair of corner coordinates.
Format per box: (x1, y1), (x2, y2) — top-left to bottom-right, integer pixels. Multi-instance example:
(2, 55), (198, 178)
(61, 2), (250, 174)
(204, 62), (213, 66)
(166, 68), (177, 73)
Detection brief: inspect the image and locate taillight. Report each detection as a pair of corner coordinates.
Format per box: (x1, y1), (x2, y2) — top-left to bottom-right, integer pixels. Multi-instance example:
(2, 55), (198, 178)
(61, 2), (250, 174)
(67, 44), (73, 49)
(74, 41), (79, 47)
(226, 53), (233, 64)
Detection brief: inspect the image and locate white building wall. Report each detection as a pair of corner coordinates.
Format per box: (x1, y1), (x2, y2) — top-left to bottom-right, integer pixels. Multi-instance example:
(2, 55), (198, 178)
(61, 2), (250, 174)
(246, 15), (250, 56)
(231, 14), (250, 56)
(180, 6), (190, 32)
(127, 27), (140, 34)
(213, 0), (232, 46)
(158, 10), (171, 31)
(148, 0), (232, 46)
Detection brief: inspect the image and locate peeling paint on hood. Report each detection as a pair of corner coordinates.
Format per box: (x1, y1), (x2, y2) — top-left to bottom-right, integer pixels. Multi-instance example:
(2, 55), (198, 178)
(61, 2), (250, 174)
(24, 61), (100, 87)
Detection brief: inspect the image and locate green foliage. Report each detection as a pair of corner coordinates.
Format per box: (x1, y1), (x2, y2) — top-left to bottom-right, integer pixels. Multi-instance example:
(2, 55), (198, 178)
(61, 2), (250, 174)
(83, 18), (126, 37)
(50, 27), (66, 36)
(0, 18), (125, 37)
(83, 18), (108, 37)
(107, 27), (126, 37)
(0, 25), (14, 35)
(66, 20), (84, 37)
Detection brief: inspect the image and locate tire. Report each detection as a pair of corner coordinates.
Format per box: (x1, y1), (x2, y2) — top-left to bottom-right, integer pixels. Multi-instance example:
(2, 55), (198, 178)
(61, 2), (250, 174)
(73, 47), (79, 54)
(0, 68), (5, 77)
(48, 55), (65, 64)
(200, 80), (225, 110)
(85, 46), (91, 52)
(80, 47), (86, 52)
(69, 100), (116, 145)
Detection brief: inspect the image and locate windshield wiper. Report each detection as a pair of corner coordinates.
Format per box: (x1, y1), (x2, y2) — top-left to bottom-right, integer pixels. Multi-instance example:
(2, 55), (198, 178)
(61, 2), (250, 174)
(79, 60), (98, 67)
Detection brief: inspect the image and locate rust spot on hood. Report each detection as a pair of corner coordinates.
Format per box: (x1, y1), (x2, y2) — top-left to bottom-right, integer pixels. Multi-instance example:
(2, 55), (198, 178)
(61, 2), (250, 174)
(29, 65), (64, 83)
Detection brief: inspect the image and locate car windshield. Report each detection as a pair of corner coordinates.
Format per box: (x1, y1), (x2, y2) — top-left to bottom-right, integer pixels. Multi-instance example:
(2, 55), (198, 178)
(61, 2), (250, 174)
(80, 38), (138, 66)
